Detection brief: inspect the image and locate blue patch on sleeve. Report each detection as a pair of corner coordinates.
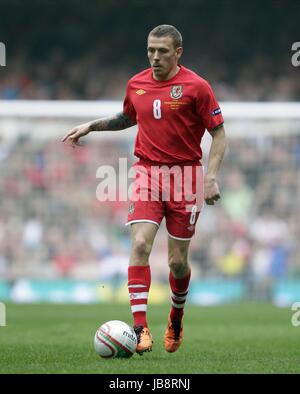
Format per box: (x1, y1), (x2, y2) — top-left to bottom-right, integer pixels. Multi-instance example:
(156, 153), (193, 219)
(211, 108), (222, 116)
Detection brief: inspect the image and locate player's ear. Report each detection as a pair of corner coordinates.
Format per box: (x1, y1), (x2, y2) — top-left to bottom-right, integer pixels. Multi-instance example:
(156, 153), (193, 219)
(176, 47), (183, 60)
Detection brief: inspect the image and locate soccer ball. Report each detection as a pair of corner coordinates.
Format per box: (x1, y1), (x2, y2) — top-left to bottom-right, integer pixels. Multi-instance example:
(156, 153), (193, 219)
(94, 320), (137, 358)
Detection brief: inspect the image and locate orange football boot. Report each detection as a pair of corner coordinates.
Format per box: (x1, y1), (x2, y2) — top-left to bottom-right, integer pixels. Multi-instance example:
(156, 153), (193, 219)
(134, 326), (153, 355)
(164, 316), (183, 353)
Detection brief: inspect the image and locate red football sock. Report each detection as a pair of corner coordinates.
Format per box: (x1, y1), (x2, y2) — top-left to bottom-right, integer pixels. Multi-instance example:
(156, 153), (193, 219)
(169, 270), (191, 322)
(128, 265), (151, 328)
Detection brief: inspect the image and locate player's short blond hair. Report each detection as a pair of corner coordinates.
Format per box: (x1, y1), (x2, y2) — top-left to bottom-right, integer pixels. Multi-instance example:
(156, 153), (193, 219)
(148, 25), (183, 49)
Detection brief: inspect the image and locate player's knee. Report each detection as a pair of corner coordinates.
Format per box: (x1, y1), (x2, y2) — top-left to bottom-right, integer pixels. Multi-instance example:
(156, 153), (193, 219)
(168, 256), (188, 276)
(169, 244), (188, 263)
(132, 238), (152, 259)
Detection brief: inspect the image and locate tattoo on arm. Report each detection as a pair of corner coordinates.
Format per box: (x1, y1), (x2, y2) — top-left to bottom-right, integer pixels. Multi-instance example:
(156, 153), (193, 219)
(89, 112), (136, 131)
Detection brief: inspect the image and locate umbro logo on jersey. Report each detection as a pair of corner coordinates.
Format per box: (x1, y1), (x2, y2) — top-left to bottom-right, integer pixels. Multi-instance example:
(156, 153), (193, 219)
(136, 89), (146, 95)
(170, 85), (183, 99)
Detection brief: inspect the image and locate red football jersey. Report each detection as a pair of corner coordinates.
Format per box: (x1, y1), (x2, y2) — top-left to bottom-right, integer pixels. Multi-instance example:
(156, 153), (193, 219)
(123, 65), (224, 164)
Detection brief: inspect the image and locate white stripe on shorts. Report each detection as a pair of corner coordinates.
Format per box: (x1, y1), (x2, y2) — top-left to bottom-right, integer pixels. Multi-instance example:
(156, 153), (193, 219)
(125, 220), (160, 227)
(167, 231), (193, 241)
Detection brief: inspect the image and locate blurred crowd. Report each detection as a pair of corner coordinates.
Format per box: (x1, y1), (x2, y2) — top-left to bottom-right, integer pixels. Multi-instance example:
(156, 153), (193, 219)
(191, 135), (300, 299)
(0, 130), (299, 299)
(0, 51), (131, 101)
(0, 50), (299, 101)
(1, 0), (299, 102)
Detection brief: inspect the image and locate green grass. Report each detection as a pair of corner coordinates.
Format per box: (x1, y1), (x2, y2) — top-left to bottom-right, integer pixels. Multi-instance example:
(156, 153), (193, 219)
(0, 303), (299, 374)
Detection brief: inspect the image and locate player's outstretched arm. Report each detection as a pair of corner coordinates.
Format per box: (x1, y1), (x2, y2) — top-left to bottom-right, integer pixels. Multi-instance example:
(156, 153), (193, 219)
(204, 124), (227, 205)
(62, 112), (136, 147)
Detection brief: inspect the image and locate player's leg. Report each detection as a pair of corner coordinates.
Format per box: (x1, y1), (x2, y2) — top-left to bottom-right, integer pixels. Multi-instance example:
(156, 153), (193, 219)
(126, 161), (164, 353)
(164, 236), (191, 353)
(129, 222), (158, 327)
(163, 163), (203, 352)
(128, 222), (158, 354)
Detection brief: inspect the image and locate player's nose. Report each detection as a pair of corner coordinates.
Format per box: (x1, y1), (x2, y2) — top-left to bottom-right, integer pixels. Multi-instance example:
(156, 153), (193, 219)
(153, 51), (160, 60)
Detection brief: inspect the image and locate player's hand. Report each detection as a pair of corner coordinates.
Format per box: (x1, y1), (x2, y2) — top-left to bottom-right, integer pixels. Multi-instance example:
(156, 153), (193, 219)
(204, 176), (221, 205)
(61, 122), (92, 148)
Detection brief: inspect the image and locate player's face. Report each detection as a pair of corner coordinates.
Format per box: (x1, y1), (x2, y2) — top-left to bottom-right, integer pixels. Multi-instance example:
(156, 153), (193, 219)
(147, 35), (183, 81)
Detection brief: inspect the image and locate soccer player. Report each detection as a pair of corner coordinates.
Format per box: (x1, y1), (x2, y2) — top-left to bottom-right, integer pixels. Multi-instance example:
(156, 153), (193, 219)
(62, 25), (227, 355)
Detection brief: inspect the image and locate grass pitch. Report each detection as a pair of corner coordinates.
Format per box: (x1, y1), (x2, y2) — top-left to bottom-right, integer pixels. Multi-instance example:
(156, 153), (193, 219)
(0, 303), (299, 374)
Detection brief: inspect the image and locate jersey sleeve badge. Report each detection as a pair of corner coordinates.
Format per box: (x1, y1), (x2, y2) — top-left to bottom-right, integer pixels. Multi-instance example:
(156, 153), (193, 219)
(211, 107), (222, 116)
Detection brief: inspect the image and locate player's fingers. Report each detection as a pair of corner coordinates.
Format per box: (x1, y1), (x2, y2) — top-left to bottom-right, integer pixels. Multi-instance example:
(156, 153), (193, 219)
(71, 137), (84, 149)
(71, 138), (79, 147)
(62, 133), (73, 142)
(62, 132), (73, 142)
(62, 128), (77, 142)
